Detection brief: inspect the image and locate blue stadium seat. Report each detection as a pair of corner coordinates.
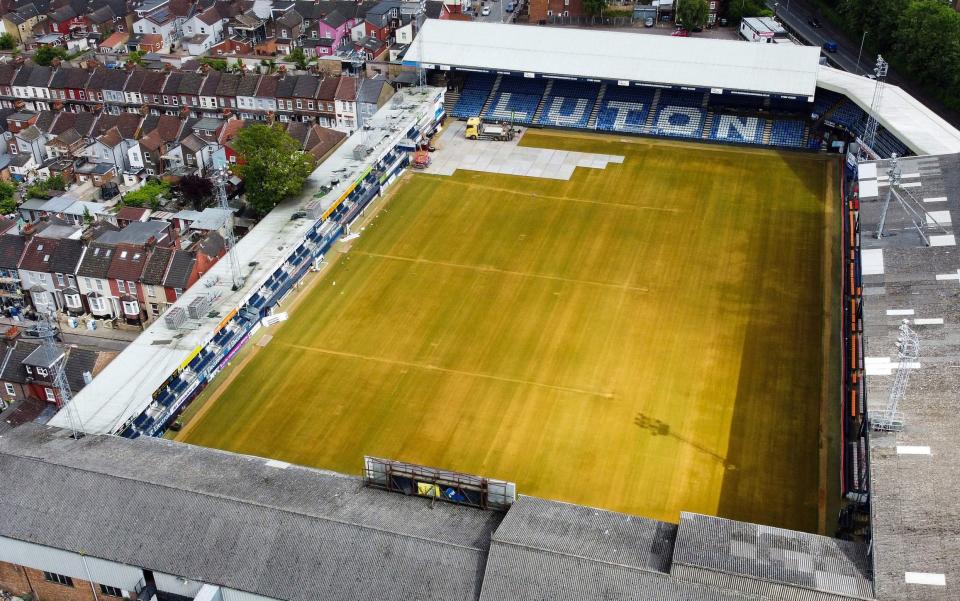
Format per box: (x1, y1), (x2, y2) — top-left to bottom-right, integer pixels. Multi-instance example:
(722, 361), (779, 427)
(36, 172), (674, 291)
(651, 91), (707, 139)
(595, 86), (655, 134)
(710, 114), (765, 144)
(452, 73), (497, 119)
(484, 75), (548, 124)
(768, 120), (806, 148)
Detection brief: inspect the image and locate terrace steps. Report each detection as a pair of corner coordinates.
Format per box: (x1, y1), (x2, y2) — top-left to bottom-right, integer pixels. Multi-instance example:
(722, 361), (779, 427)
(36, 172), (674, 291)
(643, 89), (662, 133)
(531, 79), (554, 123)
(587, 82), (607, 129)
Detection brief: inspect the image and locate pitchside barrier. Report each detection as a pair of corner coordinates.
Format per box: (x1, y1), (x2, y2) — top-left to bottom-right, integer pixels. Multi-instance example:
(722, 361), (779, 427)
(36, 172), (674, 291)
(364, 456), (517, 511)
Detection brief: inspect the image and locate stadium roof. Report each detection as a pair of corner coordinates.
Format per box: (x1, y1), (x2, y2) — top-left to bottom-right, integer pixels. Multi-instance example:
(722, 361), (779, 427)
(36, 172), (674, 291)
(403, 20), (822, 98)
(817, 67), (960, 156)
(48, 87), (443, 435)
(0, 424), (875, 601)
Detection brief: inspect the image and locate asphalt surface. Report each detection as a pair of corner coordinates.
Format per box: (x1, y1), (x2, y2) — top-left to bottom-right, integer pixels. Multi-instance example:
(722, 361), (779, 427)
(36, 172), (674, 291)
(470, 0), (515, 23)
(768, 0), (960, 128)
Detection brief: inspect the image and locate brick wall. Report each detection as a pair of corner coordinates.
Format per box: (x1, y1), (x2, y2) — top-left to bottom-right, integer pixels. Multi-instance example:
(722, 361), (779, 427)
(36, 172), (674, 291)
(0, 560), (33, 597)
(1, 562), (133, 601)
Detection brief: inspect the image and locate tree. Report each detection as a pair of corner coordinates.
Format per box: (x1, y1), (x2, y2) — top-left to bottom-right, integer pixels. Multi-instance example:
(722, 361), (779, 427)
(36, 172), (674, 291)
(232, 123), (315, 216)
(232, 58), (245, 73)
(726, 0), (771, 24)
(287, 47), (309, 71)
(200, 57), (229, 72)
(0, 180), (16, 215)
(122, 180), (170, 208)
(127, 49), (146, 66)
(676, 0), (709, 30)
(177, 174), (214, 210)
(0, 33), (16, 51)
(82, 206), (93, 225)
(583, 0), (607, 17)
(34, 45), (68, 66)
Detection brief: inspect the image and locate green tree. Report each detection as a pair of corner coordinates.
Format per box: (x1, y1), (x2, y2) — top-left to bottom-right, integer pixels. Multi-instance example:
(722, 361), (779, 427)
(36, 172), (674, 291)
(0, 33), (16, 51)
(287, 47), (309, 71)
(583, 0), (607, 17)
(127, 49), (146, 66)
(0, 180), (16, 215)
(200, 57), (229, 72)
(676, 0), (709, 30)
(34, 45), (68, 66)
(82, 206), (93, 225)
(895, 0), (960, 93)
(726, 0), (771, 24)
(232, 123), (315, 216)
(232, 58), (245, 73)
(122, 180), (170, 208)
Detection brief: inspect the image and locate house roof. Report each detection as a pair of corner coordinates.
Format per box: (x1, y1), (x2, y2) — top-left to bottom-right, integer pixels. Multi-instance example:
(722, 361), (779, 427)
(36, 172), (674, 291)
(304, 124), (345, 159)
(115, 206), (150, 222)
(98, 125), (123, 148)
(196, 230), (225, 258)
(215, 73), (242, 97)
(97, 220), (170, 247)
(18, 237), (58, 273)
(197, 5), (221, 24)
(106, 244), (149, 281)
(76, 243), (114, 278)
(88, 67), (129, 91)
(162, 249), (194, 288)
(235, 73), (260, 97)
(22, 344), (63, 369)
(50, 110), (96, 136)
(140, 246), (172, 285)
(292, 74), (320, 98)
(49, 128), (82, 147)
(161, 71), (184, 95)
(335, 76), (357, 101)
(275, 74), (296, 97)
(316, 76), (339, 101)
(139, 33), (164, 48)
(88, 4), (115, 24)
(93, 112), (143, 139)
(180, 133), (206, 154)
(178, 71), (206, 95)
(140, 70), (169, 94)
(323, 8), (346, 28)
(49, 66), (91, 90)
(48, 238), (85, 274)
(0, 235), (26, 270)
(275, 8), (302, 28)
(254, 73), (278, 97)
(100, 31), (129, 48)
(357, 76), (386, 104)
(0, 340), (37, 385)
(199, 69), (222, 96)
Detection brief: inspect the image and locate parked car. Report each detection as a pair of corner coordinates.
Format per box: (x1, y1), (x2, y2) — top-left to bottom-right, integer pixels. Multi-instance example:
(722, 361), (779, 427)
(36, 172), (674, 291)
(822, 40), (838, 53)
(644, 17), (654, 27)
(671, 28), (689, 37)
(481, 5), (490, 15)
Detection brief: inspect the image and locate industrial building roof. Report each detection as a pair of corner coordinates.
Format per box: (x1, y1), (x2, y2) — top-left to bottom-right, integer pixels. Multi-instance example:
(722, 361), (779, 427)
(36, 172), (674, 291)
(403, 20), (823, 97)
(817, 67), (960, 157)
(0, 425), (874, 601)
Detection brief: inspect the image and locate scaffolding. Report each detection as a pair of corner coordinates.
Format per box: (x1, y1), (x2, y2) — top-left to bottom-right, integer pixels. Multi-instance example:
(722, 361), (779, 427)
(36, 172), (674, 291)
(871, 320), (919, 432)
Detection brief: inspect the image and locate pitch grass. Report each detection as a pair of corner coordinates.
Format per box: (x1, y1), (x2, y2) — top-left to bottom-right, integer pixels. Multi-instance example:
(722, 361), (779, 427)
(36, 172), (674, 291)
(179, 132), (839, 532)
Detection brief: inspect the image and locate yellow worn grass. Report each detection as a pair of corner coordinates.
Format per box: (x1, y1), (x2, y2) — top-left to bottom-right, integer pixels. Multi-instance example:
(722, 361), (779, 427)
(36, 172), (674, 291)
(180, 132), (839, 532)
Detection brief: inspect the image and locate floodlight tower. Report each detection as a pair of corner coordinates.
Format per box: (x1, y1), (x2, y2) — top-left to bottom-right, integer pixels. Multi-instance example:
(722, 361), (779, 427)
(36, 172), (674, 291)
(33, 311), (83, 439)
(213, 162), (244, 290)
(860, 55), (888, 160)
(875, 153), (900, 239)
(871, 320), (919, 432)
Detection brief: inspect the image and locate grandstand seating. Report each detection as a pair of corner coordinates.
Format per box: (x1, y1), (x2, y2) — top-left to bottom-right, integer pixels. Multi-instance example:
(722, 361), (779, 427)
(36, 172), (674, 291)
(537, 80), (599, 128)
(769, 120), (806, 148)
(451, 74), (497, 119)
(709, 114), (765, 145)
(450, 74), (913, 157)
(485, 77), (548, 124)
(595, 86), (656, 134)
(651, 91), (707, 139)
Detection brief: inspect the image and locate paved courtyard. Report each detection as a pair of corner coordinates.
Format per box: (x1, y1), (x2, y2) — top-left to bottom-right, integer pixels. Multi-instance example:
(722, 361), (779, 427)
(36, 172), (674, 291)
(425, 120), (624, 180)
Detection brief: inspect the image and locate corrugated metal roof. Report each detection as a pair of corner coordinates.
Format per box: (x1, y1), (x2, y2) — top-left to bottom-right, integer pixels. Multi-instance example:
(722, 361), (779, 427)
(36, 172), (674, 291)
(404, 20), (821, 97)
(671, 513), (873, 601)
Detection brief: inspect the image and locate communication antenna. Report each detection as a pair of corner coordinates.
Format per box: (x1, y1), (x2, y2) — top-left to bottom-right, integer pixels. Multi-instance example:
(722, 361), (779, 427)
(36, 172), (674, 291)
(32, 311), (84, 439)
(860, 55), (888, 160)
(875, 154), (949, 243)
(213, 149), (244, 290)
(871, 320), (919, 432)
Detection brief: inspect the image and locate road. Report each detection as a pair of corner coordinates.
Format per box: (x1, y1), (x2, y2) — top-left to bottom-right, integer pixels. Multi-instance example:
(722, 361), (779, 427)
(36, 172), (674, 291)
(768, 0), (960, 127)
(471, 0), (515, 23)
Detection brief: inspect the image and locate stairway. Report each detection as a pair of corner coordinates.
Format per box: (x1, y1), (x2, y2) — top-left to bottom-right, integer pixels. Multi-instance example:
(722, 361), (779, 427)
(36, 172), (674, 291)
(479, 74), (503, 118)
(531, 79), (554, 124)
(701, 92), (710, 108)
(762, 119), (773, 145)
(587, 82), (607, 129)
(802, 124), (811, 147)
(443, 90), (460, 116)
(643, 89), (662, 133)
(701, 111), (714, 139)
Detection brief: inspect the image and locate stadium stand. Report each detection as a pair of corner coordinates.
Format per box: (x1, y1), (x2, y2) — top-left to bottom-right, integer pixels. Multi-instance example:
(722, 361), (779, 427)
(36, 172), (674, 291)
(451, 74), (497, 119)
(595, 86), (656, 134)
(769, 119), (807, 148)
(484, 77), (548, 124)
(651, 90), (707, 139)
(536, 80), (599, 128)
(709, 114), (766, 145)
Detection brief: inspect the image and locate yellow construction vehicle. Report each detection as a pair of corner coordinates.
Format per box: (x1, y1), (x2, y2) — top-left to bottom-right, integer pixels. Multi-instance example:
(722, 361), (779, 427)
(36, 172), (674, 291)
(464, 117), (516, 141)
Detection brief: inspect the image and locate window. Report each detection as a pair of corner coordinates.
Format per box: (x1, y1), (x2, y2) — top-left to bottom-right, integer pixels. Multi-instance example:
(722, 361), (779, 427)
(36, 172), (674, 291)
(100, 585), (124, 597)
(4, 383), (14, 396)
(88, 296), (105, 313)
(36, 367), (48, 377)
(127, 280), (136, 293)
(146, 285), (155, 298)
(296, 99), (302, 109)
(281, 28), (288, 37)
(162, 95), (169, 105)
(122, 300), (139, 315)
(56, 273), (64, 286)
(65, 293), (82, 309)
(43, 572), (73, 587)
(44, 387), (56, 402)
(174, 288), (183, 298)
(117, 280), (126, 293)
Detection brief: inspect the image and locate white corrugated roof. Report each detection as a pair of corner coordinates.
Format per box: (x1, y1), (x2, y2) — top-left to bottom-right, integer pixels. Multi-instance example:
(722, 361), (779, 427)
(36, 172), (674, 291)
(816, 66), (960, 157)
(404, 20), (822, 97)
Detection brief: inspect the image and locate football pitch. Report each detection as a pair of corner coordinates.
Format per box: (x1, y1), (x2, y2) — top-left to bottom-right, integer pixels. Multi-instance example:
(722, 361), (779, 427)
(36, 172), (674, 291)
(178, 131), (839, 533)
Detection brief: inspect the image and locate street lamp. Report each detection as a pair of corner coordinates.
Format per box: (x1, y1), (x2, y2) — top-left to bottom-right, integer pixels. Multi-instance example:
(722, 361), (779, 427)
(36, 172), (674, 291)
(857, 31), (868, 75)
